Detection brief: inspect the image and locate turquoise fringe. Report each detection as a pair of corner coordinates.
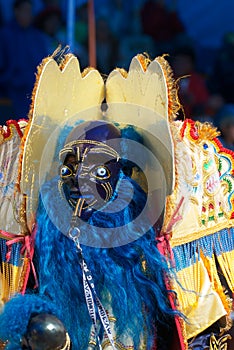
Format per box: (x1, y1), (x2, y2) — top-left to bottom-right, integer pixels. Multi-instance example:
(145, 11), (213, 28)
(173, 227), (234, 272)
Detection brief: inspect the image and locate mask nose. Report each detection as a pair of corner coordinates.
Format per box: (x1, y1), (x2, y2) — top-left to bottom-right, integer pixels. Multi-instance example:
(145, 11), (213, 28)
(73, 170), (97, 200)
(74, 166), (89, 187)
(73, 165), (107, 204)
(79, 182), (93, 194)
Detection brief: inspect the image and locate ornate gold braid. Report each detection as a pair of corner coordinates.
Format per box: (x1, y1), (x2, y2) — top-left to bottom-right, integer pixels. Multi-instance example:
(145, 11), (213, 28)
(61, 139), (120, 160)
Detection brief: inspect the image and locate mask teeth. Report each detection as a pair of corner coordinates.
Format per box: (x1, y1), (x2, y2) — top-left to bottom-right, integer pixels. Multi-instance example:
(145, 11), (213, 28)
(74, 198), (86, 217)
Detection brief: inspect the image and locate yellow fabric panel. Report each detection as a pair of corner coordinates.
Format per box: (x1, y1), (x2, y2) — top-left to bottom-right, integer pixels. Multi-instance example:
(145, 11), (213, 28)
(0, 262), (25, 309)
(106, 55), (176, 196)
(217, 251), (234, 293)
(21, 55), (104, 224)
(174, 259), (226, 339)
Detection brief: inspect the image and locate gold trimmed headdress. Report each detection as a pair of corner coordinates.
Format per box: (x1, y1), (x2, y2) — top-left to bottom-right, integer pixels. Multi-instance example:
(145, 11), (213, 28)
(105, 54), (179, 195)
(19, 52), (178, 224)
(20, 53), (105, 224)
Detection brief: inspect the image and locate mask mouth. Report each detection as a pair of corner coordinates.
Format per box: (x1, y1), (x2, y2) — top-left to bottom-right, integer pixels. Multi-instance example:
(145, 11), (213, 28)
(70, 190), (95, 201)
(69, 191), (97, 215)
(70, 188), (95, 200)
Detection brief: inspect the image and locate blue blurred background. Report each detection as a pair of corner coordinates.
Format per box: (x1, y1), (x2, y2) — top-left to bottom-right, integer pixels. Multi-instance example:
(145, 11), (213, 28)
(0, 0), (234, 150)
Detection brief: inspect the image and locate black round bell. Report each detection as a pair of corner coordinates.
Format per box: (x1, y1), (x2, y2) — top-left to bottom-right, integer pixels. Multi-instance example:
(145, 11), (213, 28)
(22, 313), (68, 350)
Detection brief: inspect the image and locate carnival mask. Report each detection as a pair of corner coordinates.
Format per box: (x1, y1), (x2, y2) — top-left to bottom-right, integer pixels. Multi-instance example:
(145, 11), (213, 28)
(59, 121), (122, 221)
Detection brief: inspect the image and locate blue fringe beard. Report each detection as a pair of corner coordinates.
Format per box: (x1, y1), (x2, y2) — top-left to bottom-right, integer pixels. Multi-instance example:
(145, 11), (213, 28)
(0, 175), (176, 350)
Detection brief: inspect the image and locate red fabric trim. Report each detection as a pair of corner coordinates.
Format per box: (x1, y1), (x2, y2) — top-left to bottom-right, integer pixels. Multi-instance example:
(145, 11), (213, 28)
(180, 119), (199, 141)
(0, 119), (24, 140)
(156, 234), (187, 350)
(212, 137), (234, 158)
(0, 228), (38, 293)
(180, 119), (187, 139)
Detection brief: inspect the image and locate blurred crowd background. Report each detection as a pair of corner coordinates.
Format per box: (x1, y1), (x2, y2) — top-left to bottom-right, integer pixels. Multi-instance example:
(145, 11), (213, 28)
(0, 0), (234, 150)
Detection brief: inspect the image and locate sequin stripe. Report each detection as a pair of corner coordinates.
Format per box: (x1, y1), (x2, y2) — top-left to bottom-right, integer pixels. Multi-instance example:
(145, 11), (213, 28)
(0, 236), (22, 266)
(0, 262), (23, 303)
(0, 236), (25, 302)
(0, 120), (23, 142)
(0, 229), (38, 292)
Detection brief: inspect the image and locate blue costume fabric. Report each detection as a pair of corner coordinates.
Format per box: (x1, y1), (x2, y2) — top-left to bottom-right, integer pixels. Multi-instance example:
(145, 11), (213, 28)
(0, 173), (177, 349)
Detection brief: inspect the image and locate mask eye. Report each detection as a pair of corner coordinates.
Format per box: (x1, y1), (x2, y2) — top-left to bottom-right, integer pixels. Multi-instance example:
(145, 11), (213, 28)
(60, 165), (73, 179)
(92, 166), (110, 180)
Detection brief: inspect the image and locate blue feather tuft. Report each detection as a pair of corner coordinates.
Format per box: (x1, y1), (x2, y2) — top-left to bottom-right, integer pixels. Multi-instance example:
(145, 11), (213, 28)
(0, 294), (59, 347)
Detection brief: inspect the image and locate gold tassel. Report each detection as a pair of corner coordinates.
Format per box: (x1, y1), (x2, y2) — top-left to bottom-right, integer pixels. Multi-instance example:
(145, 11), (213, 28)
(0, 262), (23, 305)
